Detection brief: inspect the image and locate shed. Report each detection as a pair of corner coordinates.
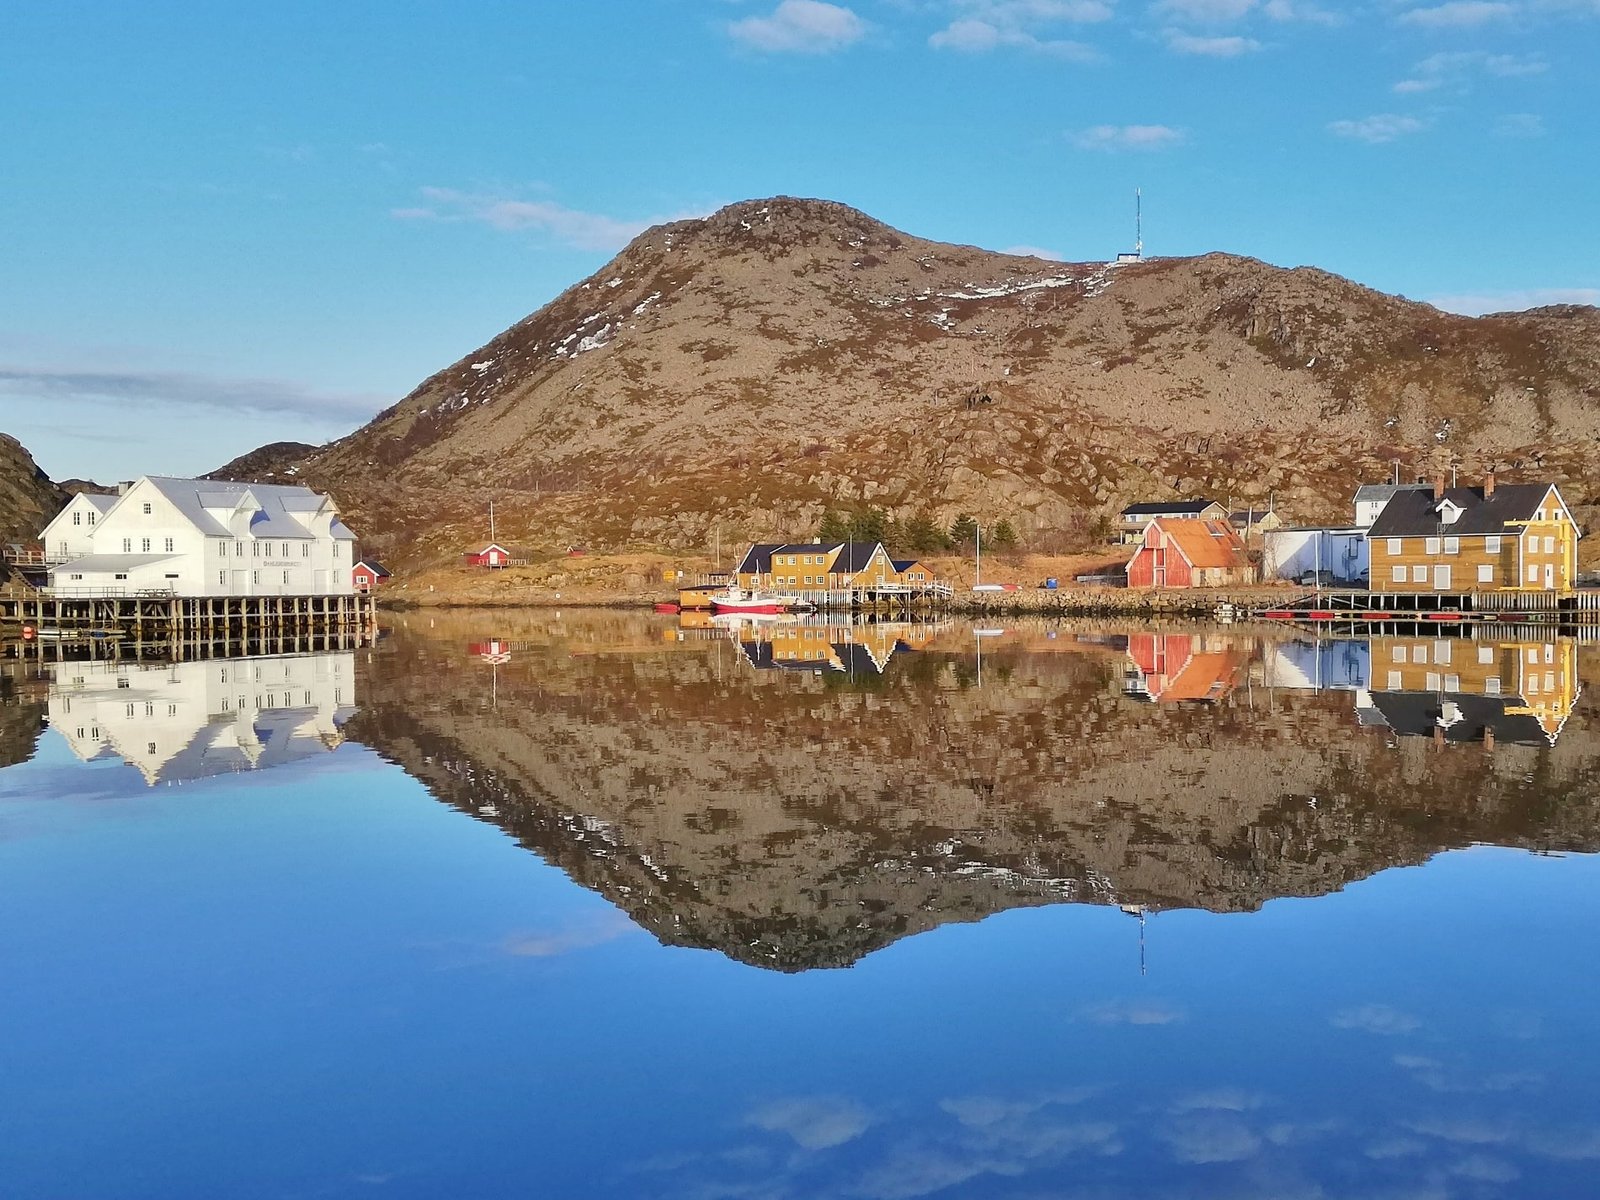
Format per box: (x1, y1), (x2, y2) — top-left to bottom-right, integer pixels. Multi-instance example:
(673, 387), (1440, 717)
(465, 543), (512, 568)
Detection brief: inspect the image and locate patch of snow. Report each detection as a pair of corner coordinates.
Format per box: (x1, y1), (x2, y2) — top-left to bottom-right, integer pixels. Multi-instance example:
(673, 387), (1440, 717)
(606, 277), (622, 288)
(575, 323), (614, 354)
(632, 291), (661, 316)
(470, 359), (495, 372)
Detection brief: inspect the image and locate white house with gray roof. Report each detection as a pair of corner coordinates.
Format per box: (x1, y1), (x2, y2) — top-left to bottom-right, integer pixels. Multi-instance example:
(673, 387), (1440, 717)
(40, 476), (359, 597)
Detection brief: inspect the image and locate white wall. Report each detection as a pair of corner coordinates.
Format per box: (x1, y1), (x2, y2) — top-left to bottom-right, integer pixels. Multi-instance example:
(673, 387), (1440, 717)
(1261, 529), (1370, 583)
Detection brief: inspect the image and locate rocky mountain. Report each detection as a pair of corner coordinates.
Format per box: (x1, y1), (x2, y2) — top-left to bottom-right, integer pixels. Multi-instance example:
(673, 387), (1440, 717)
(205, 441), (319, 486)
(0, 433), (65, 550)
(223, 197), (1600, 567)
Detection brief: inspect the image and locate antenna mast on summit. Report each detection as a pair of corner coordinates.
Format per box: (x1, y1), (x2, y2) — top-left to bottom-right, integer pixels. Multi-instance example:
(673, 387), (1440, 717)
(1135, 187), (1143, 258)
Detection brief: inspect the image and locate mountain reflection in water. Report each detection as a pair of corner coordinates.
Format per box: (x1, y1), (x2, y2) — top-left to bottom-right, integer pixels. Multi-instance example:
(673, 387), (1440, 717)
(333, 613), (1600, 972)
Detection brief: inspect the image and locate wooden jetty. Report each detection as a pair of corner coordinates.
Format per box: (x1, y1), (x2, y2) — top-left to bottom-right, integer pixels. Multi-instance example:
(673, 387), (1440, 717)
(1255, 588), (1600, 628)
(0, 588), (377, 663)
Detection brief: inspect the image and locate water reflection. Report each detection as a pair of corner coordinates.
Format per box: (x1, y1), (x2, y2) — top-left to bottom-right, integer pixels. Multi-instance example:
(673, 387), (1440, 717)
(43, 651), (356, 784)
(343, 615), (1600, 972)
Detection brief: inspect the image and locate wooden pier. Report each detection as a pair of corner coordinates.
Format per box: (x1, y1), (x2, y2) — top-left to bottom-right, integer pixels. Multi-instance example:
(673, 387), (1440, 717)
(0, 589), (377, 662)
(1256, 588), (1600, 628)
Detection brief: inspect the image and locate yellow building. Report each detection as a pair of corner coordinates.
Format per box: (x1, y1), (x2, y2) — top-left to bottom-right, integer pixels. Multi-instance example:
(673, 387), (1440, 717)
(733, 541), (933, 593)
(1365, 634), (1578, 744)
(1366, 479), (1578, 593)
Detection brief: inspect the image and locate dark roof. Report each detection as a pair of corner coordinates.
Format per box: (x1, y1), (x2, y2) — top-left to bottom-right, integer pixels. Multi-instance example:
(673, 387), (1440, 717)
(1228, 509), (1277, 527)
(1366, 484), (1555, 538)
(1120, 499), (1220, 518)
(1366, 691), (1551, 746)
(890, 558), (921, 573)
(734, 543), (786, 574)
(831, 542), (885, 573)
(1354, 482), (1434, 504)
(355, 560), (391, 577)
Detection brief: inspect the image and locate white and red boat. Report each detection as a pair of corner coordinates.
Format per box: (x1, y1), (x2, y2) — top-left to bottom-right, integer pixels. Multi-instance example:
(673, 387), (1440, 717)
(710, 588), (793, 615)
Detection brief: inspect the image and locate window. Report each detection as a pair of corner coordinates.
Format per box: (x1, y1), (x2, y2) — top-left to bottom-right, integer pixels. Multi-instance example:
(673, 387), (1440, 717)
(1545, 643), (1554, 663)
(1392, 645), (1406, 663)
(252, 570), (260, 585)
(281, 542), (289, 557)
(122, 538), (132, 552)
(1425, 537), (1441, 555)
(217, 541), (225, 556)
(1537, 508), (1546, 521)
(141, 537), (151, 552)
(1387, 538), (1401, 555)
(252, 542), (259, 557)
(1443, 536), (1459, 555)
(142, 503), (151, 514)
(1546, 671), (1556, 691)
(302, 543), (310, 557)
(1391, 565), (1407, 583)
(164, 573), (178, 579)
(1412, 565), (1427, 583)
(1544, 536), (1555, 554)
(1478, 646), (1494, 664)
(235, 541), (243, 556)
(1528, 564), (1539, 582)
(1387, 670), (1402, 690)
(1485, 535), (1501, 554)
(117, 677), (129, 689)
(87, 512), (95, 525)
(1485, 677), (1501, 695)
(1478, 564), (1493, 583)
(1434, 641), (1451, 664)
(217, 570), (226, 586)
(114, 572), (128, 580)
(72, 512), (81, 526)
(1426, 672), (1440, 691)
(1528, 675), (1540, 694)
(70, 573), (83, 581)
(282, 570), (290, 585)
(333, 542), (342, 560)
(163, 537), (173, 552)
(125, 704), (135, 718)
(1445, 674), (1460, 691)
(1412, 646), (1427, 664)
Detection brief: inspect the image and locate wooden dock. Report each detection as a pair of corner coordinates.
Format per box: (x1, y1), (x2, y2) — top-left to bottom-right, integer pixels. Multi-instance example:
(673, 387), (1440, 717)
(0, 589), (377, 662)
(1256, 588), (1600, 627)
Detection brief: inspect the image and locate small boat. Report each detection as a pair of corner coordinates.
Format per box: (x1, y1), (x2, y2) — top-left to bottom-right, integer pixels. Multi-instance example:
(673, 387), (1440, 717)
(653, 601), (681, 614)
(710, 588), (791, 615)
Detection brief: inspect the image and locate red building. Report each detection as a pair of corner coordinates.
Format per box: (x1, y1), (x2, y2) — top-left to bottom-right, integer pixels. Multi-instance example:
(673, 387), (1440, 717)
(352, 560), (391, 591)
(464, 543), (512, 568)
(1126, 518), (1253, 588)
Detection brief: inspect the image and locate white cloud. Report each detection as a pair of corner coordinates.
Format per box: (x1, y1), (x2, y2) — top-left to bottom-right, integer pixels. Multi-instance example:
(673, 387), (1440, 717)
(502, 910), (636, 957)
(1493, 111), (1546, 136)
(0, 367), (383, 425)
(1165, 29), (1263, 52)
(393, 187), (705, 252)
(1428, 286), (1599, 314)
(1393, 49), (1546, 93)
(1161, 1113), (1263, 1163)
(1398, 1), (1517, 28)
(1156, 0), (1258, 19)
(1068, 123), (1186, 150)
(729, 0), (867, 53)
(1327, 113), (1429, 143)
(1000, 243), (1066, 260)
(1331, 1003), (1422, 1033)
(1080, 996), (1187, 1022)
(1262, 0), (1341, 21)
(747, 1096), (872, 1149)
(929, 2), (1109, 57)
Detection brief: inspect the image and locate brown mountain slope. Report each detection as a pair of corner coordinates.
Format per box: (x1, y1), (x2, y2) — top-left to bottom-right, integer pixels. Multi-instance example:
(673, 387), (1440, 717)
(0, 433), (65, 548)
(248, 197), (1600, 567)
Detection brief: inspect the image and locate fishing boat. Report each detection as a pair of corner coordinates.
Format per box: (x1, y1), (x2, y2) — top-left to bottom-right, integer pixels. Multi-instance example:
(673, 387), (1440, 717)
(710, 588), (792, 615)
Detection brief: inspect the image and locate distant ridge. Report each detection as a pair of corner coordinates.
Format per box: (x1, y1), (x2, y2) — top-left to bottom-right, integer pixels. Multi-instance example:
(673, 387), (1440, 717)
(211, 196), (1600, 567)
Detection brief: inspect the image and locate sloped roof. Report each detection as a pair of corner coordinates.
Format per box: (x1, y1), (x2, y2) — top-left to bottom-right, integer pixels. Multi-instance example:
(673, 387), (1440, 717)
(79, 493), (119, 513)
(1354, 482), (1434, 504)
(140, 476), (347, 540)
(1147, 518), (1251, 569)
(355, 560), (392, 577)
(1366, 691), (1551, 746)
(52, 553), (180, 572)
(735, 543), (786, 574)
(829, 542), (885, 572)
(1121, 499), (1220, 517)
(1366, 484), (1556, 538)
(737, 542), (886, 574)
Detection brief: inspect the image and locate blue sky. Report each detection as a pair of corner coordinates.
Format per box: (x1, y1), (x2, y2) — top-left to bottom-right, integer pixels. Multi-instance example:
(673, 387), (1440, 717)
(3, 0), (1597, 483)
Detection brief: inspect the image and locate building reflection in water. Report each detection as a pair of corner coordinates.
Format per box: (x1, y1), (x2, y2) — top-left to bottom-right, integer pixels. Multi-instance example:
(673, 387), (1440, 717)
(47, 652), (357, 785)
(677, 612), (947, 676)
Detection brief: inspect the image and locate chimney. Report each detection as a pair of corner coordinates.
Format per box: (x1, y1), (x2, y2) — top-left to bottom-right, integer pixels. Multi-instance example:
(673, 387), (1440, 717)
(1484, 726), (1495, 754)
(1433, 474), (1446, 501)
(118, 480), (134, 495)
(1484, 472), (1496, 499)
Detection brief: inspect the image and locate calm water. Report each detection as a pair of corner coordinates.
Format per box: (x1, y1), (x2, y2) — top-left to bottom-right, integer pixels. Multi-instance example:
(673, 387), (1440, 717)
(3, 613), (1599, 1199)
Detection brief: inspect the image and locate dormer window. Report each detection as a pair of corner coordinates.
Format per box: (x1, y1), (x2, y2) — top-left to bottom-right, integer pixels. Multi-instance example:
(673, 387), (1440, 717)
(1436, 499), (1463, 524)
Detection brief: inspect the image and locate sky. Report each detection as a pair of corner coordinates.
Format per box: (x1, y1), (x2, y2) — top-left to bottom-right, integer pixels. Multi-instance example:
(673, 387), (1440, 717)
(3, 0), (1598, 483)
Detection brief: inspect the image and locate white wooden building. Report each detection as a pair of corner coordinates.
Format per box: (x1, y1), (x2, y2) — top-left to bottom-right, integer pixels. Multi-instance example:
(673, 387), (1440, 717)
(1260, 527), (1370, 585)
(40, 476), (359, 597)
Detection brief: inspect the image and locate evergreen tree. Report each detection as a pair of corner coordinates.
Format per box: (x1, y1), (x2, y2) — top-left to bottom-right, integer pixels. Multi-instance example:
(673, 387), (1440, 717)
(904, 511), (949, 553)
(817, 508), (848, 543)
(949, 513), (978, 548)
(847, 508), (888, 544)
(991, 519), (1019, 550)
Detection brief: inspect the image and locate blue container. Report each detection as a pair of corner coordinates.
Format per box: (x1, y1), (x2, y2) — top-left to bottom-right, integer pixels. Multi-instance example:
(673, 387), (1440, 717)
(1044, 577), (1059, 590)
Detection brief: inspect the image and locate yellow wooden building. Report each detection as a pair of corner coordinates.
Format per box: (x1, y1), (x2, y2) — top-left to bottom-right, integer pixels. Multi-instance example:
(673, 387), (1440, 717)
(733, 541), (929, 593)
(1365, 634), (1578, 744)
(1366, 479), (1578, 593)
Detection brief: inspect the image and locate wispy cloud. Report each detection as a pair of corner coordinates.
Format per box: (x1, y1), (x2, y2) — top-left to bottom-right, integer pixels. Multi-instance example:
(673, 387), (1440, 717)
(1068, 123), (1186, 150)
(930, 2), (1110, 58)
(1327, 113), (1429, 143)
(1394, 49), (1546, 92)
(502, 910), (636, 957)
(393, 187), (704, 252)
(746, 1096), (872, 1149)
(1262, 0), (1341, 22)
(1331, 1003), (1422, 1034)
(1428, 286), (1599, 314)
(729, 0), (867, 53)
(1080, 997), (1187, 1023)
(1157, 0), (1258, 19)
(0, 367), (384, 425)
(1164, 29), (1263, 52)
(1398, 1), (1517, 28)
(1493, 111), (1546, 137)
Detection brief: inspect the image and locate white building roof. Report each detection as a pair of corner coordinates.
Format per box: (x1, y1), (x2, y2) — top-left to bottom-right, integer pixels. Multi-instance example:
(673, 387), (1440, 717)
(139, 476), (355, 540)
(54, 553), (180, 572)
